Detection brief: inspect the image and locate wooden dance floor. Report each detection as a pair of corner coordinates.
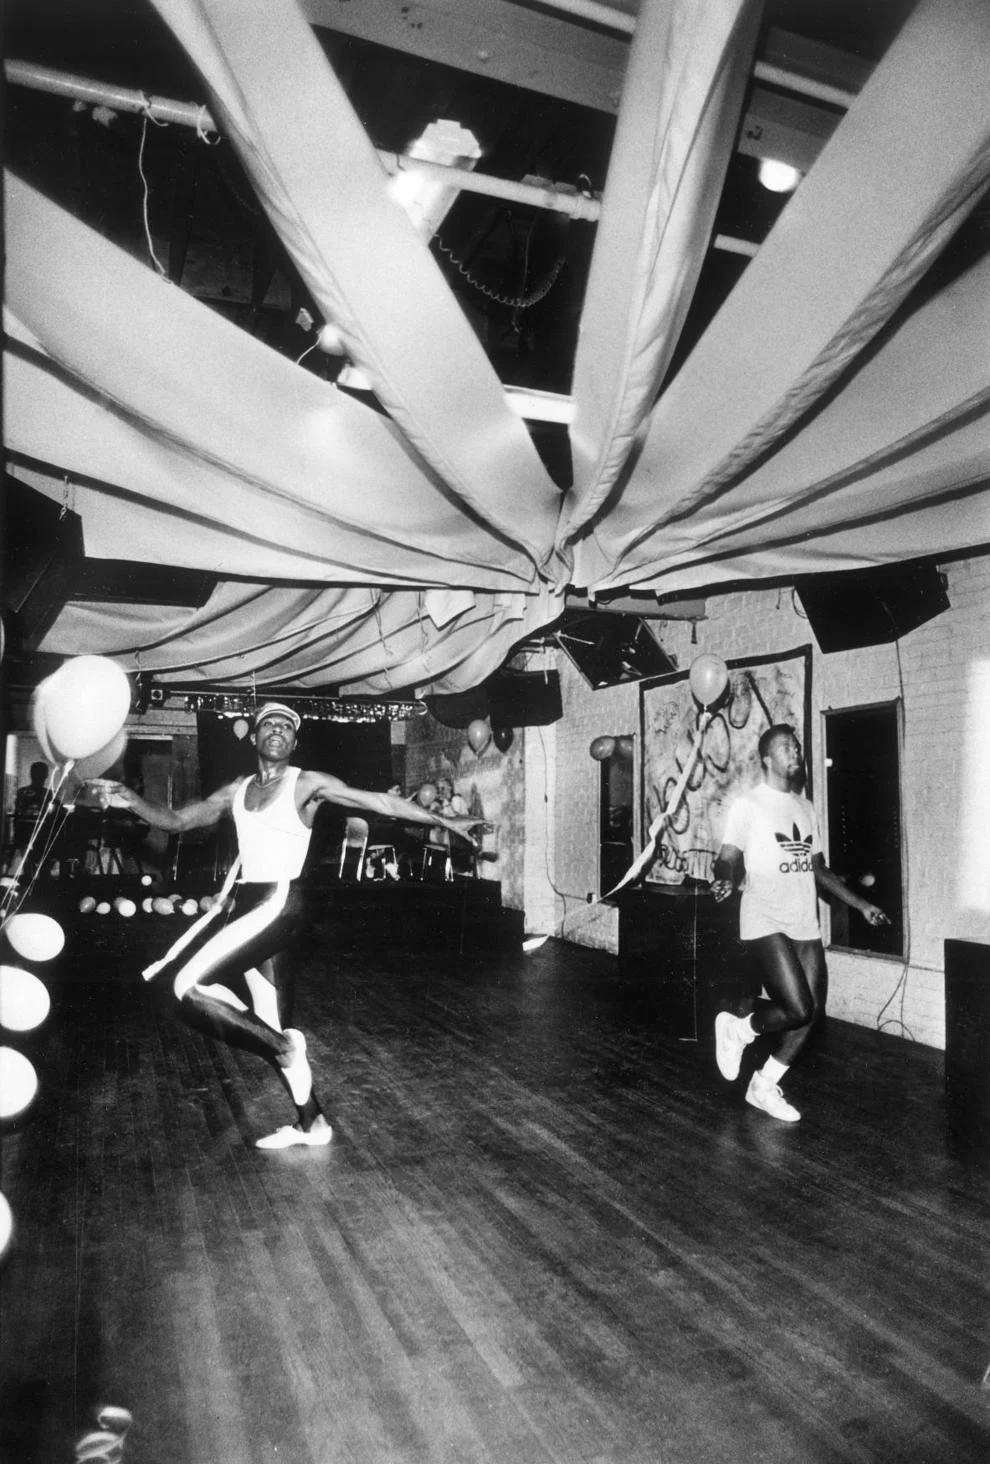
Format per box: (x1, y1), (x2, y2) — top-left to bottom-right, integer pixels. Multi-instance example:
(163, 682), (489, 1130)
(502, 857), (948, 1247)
(2, 908), (988, 1463)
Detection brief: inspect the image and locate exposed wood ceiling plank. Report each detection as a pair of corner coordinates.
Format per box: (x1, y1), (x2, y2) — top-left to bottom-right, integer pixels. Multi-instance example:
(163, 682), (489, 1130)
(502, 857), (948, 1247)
(300, 2), (865, 180)
(301, 0), (630, 113)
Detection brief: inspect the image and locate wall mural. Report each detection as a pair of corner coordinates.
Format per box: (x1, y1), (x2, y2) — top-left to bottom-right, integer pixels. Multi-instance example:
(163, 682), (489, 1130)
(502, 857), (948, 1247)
(639, 646), (812, 887)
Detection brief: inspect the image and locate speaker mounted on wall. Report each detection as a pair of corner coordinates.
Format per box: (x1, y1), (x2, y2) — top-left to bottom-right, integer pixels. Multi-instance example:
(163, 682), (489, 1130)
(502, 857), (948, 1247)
(487, 669), (562, 728)
(425, 669), (562, 729)
(795, 562), (950, 653)
(555, 611), (677, 689)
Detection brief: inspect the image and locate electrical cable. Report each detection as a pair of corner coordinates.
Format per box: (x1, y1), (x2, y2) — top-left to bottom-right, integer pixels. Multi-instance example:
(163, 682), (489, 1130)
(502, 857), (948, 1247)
(875, 636), (915, 1041)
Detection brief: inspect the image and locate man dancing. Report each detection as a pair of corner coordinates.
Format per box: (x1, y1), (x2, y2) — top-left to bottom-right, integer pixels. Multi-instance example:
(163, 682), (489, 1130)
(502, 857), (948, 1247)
(711, 724), (888, 1123)
(108, 703), (479, 1149)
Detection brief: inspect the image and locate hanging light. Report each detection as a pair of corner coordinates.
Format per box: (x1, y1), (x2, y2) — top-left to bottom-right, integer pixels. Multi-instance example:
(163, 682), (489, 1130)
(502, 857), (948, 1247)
(758, 158), (802, 194)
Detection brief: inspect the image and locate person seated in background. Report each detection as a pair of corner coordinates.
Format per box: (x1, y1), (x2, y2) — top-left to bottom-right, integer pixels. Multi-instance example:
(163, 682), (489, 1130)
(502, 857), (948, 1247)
(424, 776), (477, 878)
(433, 777), (468, 818)
(14, 761), (48, 829)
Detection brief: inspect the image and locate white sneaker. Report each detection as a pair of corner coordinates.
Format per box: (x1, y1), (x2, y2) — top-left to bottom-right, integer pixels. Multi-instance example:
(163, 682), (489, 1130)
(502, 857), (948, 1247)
(278, 1028), (313, 1105)
(714, 1011), (755, 1081)
(745, 1071), (801, 1123)
(255, 1121), (333, 1150)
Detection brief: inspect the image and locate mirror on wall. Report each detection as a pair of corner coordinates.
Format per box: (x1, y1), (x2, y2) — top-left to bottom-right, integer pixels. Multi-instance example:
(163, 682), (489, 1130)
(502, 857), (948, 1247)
(824, 703), (904, 956)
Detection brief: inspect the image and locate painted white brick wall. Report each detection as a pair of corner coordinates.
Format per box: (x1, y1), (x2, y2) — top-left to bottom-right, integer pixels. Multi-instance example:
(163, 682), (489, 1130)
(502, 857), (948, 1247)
(550, 556), (990, 1051)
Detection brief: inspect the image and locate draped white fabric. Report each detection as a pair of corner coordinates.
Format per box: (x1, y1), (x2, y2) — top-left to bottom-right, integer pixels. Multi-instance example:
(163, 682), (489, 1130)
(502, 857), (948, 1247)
(564, 0), (761, 541)
(4, 0), (989, 693)
(38, 580), (566, 695)
(575, 0), (990, 589)
(148, 0), (563, 571)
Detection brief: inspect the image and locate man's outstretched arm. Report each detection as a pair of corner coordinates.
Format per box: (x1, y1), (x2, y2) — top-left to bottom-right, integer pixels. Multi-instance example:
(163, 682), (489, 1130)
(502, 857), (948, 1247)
(813, 855), (889, 926)
(300, 771), (481, 844)
(105, 781), (237, 834)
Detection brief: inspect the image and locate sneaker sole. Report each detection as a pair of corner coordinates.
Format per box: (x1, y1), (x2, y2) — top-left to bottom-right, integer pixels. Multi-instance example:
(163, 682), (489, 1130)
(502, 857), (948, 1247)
(255, 1125), (333, 1149)
(745, 1091), (800, 1123)
(714, 1012), (744, 1081)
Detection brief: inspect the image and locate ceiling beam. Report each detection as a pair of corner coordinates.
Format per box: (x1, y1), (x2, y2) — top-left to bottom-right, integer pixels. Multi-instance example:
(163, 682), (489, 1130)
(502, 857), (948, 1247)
(301, 1), (867, 175)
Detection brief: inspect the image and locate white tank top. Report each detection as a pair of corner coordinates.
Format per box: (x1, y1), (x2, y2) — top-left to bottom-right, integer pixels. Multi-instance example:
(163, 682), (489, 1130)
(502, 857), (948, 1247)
(232, 767), (311, 881)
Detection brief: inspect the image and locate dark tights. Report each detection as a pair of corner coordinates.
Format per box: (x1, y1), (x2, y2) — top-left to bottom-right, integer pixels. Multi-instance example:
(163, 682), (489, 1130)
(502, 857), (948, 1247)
(746, 933), (827, 1067)
(155, 881), (323, 1130)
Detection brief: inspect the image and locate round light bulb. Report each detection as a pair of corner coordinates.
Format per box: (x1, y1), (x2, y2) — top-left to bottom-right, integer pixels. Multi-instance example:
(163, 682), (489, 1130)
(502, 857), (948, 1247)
(758, 158), (802, 194)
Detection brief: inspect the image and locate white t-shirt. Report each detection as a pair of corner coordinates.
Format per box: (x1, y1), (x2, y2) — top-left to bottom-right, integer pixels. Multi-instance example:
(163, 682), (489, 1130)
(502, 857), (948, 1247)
(721, 783), (822, 941)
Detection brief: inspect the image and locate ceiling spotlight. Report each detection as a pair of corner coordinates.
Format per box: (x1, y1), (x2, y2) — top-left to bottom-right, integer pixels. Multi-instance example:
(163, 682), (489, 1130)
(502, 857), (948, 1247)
(389, 119), (481, 238)
(758, 158), (802, 194)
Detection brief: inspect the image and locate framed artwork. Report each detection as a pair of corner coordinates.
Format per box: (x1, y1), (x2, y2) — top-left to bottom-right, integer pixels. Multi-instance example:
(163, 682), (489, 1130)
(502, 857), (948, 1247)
(638, 646), (812, 886)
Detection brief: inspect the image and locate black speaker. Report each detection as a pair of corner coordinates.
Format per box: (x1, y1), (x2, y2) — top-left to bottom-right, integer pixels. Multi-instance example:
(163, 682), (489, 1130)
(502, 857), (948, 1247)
(2, 475), (85, 651)
(555, 611), (676, 688)
(944, 939), (990, 1146)
(427, 670), (562, 729)
(424, 685), (491, 729)
(487, 670), (562, 727)
(795, 563), (949, 653)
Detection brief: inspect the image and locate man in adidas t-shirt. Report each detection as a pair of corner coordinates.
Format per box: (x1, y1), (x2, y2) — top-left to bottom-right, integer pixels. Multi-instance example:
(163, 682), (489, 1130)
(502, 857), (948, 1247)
(711, 724), (887, 1122)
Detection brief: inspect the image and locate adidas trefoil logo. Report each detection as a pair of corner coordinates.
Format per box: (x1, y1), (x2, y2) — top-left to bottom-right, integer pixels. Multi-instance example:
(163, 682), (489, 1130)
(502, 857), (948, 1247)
(775, 822), (813, 872)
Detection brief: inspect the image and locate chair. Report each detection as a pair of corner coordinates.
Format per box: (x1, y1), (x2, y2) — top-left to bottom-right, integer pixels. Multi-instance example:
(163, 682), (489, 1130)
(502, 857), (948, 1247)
(364, 844), (399, 881)
(421, 826), (451, 882)
(338, 817), (369, 882)
(421, 844), (450, 883)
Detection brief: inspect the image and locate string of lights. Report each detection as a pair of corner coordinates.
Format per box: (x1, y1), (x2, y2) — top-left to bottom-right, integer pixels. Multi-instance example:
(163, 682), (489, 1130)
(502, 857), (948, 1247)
(138, 684), (426, 722)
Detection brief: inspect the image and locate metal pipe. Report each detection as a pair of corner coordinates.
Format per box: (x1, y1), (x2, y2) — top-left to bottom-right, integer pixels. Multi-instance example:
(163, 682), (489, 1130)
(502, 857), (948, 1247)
(4, 59), (219, 131)
(752, 60), (855, 110)
(4, 57), (759, 252)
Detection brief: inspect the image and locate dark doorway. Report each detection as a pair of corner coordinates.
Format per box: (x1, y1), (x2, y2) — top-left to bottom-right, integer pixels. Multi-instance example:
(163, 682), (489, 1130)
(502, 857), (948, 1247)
(600, 745), (634, 899)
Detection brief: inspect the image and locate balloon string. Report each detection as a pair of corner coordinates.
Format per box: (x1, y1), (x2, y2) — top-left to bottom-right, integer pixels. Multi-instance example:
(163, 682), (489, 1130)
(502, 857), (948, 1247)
(0, 763), (76, 927)
(555, 711), (713, 937)
(597, 711), (711, 902)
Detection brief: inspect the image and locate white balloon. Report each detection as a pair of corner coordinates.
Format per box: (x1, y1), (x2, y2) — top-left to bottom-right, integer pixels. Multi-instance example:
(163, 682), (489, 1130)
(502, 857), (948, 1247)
(114, 898), (137, 918)
(30, 675), (59, 765)
(141, 898), (154, 914)
(0, 1046), (39, 1119)
(78, 896), (97, 914)
(4, 912), (65, 962)
(0, 966), (50, 1032)
(95, 902), (111, 916)
(688, 653), (729, 710)
(72, 728), (128, 783)
(0, 1191), (12, 1260)
(181, 899), (199, 917)
(41, 656), (131, 761)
